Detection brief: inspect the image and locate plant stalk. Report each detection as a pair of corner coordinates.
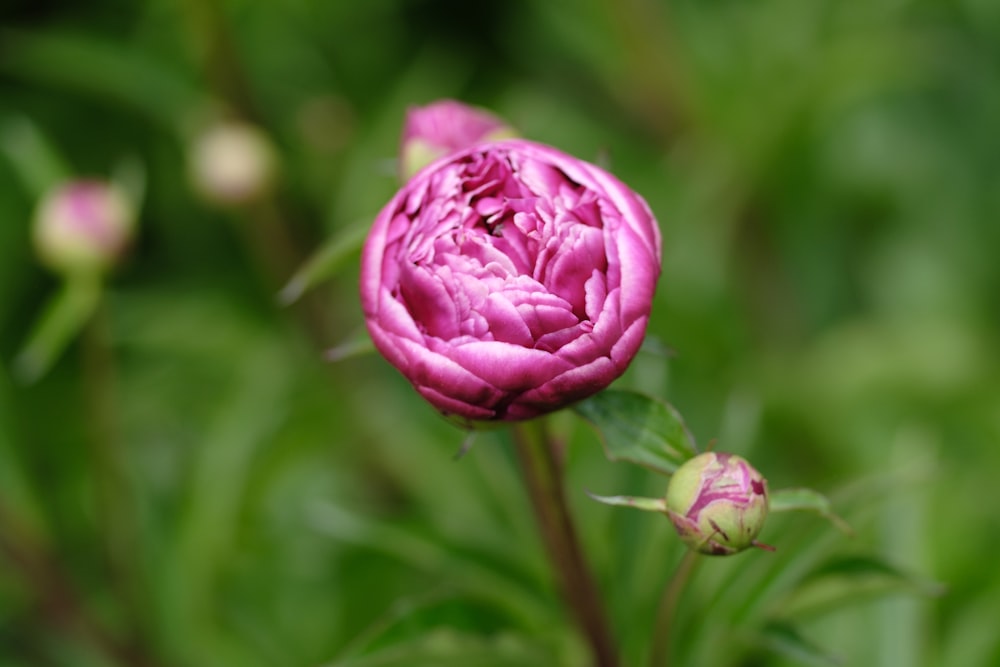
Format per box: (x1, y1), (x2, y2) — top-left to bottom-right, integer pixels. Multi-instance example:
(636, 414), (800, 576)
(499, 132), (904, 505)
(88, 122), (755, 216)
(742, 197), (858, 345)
(512, 420), (619, 667)
(0, 501), (161, 667)
(180, 0), (343, 349)
(81, 292), (160, 665)
(648, 549), (699, 667)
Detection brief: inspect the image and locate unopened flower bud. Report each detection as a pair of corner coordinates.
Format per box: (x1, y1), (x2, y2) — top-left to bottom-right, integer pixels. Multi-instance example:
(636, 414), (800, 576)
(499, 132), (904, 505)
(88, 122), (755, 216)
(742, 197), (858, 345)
(665, 452), (769, 556)
(189, 121), (277, 206)
(400, 99), (518, 179)
(33, 180), (134, 274)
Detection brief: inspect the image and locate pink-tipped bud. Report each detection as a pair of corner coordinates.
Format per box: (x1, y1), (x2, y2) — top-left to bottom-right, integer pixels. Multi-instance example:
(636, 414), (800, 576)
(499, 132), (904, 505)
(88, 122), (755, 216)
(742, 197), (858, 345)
(33, 180), (135, 274)
(400, 100), (517, 179)
(665, 452), (769, 556)
(189, 121), (278, 206)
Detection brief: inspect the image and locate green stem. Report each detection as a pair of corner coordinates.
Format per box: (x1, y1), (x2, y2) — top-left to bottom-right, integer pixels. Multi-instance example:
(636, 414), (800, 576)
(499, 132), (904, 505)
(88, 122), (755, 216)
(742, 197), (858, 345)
(179, 0), (342, 350)
(81, 294), (158, 664)
(648, 549), (699, 667)
(14, 274), (101, 384)
(599, 0), (692, 144)
(180, 0), (262, 122)
(242, 198), (342, 345)
(512, 420), (619, 667)
(0, 501), (160, 667)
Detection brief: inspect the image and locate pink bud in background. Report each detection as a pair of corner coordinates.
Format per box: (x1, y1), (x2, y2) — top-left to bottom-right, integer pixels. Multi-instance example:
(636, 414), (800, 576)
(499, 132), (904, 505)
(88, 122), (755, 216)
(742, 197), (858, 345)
(361, 139), (661, 423)
(189, 121), (278, 206)
(33, 180), (135, 274)
(400, 100), (518, 180)
(665, 452), (770, 555)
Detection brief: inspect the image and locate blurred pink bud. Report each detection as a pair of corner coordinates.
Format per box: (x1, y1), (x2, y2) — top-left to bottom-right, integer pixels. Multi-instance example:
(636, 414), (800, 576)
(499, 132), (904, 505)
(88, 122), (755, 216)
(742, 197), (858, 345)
(189, 122), (278, 206)
(33, 180), (134, 274)
(361, 139), (661, 424)
(666, 452), (770, 556)
(400, 100), (518, 179)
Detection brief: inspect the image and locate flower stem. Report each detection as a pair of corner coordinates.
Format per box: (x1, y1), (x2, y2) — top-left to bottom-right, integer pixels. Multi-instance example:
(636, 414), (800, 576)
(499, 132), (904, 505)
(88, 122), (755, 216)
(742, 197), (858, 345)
(648, 549), (699, 667)
(512, 420), (619, 667)
(82, 293), (158, 663)
(0, 500), (161, 667)
(180, 0), (342, 348)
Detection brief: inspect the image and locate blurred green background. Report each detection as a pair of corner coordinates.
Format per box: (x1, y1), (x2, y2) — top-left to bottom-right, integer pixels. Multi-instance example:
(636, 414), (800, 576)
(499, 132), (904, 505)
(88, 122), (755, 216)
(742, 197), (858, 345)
(1, 0), (998, 665)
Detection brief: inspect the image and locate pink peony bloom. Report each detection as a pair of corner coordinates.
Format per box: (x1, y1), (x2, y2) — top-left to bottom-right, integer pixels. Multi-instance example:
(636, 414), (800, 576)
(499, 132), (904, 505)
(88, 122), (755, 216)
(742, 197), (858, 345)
(361, 139), (662, 423)
(400, 100), (517, 180)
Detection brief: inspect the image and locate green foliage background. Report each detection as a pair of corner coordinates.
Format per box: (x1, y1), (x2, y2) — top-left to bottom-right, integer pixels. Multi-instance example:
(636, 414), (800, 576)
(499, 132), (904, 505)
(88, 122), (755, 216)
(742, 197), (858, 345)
(1, 0), (998, 665)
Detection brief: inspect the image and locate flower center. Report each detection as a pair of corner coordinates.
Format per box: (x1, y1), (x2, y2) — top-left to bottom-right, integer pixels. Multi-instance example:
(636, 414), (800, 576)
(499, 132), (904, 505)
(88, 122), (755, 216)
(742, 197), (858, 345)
(391, 149), (613, 350)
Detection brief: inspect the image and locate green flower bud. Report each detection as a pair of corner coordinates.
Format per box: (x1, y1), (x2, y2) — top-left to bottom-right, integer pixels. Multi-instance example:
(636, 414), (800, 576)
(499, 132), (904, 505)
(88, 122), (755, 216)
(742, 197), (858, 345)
(189, 121), (278, 206)
(665, 452), (769, 556)
(33, 180), (135, 275)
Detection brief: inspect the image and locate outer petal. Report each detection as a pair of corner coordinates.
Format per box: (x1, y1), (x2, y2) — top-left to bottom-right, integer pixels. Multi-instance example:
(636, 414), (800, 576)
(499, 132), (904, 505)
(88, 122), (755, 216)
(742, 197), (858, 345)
(446, 341), (573, 392)
(393, 337), (506, 408)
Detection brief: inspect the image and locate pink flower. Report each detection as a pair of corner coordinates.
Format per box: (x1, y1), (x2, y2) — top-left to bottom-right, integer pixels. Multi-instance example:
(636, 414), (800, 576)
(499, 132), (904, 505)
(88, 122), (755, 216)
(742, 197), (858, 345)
(400, 100), (517, 179)
(361, 139), (661, 423)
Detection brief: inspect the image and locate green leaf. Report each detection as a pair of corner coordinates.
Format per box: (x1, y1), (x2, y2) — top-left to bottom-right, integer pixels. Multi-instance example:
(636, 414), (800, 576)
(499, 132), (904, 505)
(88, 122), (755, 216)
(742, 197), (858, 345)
(813, 554), (945, 595)
(326, 628), (550, 667)
(779, 555), (945, 618)
(573, 389), (698, 475)
(769, 488), (853, 535)
(586, 491), (668, 513)
(0, 29), (204, 134)
(325, 588), (459, 664)
(279, 220), (371, 306)
(0, 115), (71, 198)
(756, 620), (842, 666)
(158, 335), (297, 662)
(306, 501), (550, 628)
(14, 274), (102, 383)
(324, 330), (376, 363)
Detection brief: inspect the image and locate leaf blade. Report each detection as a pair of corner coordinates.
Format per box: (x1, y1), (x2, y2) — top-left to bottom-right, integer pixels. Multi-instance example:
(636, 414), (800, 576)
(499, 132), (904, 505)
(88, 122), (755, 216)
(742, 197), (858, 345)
(279, 220), (370, 305)
(756, 620), (843, 667)
(586, 491), (668, 513)
(769, 488), (853, 535)
(573, 390), (698, 476)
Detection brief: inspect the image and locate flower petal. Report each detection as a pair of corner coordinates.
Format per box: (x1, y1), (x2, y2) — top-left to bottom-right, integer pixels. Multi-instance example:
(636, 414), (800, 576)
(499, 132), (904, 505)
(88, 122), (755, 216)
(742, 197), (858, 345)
(447, 340), (572, 392)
